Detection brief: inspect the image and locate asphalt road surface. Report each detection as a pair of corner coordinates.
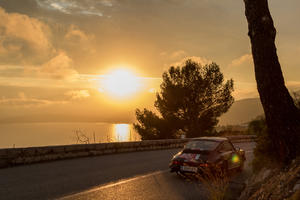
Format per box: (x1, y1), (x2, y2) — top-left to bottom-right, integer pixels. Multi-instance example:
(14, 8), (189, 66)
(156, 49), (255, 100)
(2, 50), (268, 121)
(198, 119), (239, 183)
(0, 142), (255, 200)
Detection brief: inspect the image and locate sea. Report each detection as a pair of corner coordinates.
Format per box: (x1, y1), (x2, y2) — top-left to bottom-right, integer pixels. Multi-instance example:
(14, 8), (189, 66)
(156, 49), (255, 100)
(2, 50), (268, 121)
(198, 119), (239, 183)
(0, 122), (141, 149)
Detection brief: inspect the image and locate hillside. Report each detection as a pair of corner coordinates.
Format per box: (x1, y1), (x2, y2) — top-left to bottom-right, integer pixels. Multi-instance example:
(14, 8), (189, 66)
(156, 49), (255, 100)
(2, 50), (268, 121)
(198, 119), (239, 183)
(239, 158), (300, 200)
(219, 98), (263, 125)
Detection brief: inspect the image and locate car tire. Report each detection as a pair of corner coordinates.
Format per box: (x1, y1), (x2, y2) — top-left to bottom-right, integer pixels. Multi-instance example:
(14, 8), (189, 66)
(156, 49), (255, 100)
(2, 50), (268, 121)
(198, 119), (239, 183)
(238, 160), (244, 172)
(221, 161), (229, 175)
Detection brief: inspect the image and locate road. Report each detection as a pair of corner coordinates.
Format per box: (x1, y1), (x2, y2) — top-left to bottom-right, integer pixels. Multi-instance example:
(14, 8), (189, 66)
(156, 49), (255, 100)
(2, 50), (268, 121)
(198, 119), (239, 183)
(0, 142), (255, 200)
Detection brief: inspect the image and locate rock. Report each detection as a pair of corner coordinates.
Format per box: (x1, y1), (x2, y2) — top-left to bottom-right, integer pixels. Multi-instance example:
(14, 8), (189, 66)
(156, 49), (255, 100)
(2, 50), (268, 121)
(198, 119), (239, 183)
(262, 169), (271, 180)
(293, 183), (300, 192)
(239, 158), (300, 200)
(288, 190), (300, 200)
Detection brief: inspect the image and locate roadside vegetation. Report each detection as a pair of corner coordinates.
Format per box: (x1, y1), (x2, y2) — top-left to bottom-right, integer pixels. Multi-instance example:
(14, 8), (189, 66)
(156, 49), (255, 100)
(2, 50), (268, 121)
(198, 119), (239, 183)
(217, 125), (249, 136)
(249, 92), (300, 172)
(196, 167), (230, 200)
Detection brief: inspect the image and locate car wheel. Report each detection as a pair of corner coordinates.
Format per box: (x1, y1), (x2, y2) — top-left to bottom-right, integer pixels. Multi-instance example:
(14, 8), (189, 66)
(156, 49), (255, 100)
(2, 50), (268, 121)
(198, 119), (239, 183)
(221, 161), (229, 175)
(238, 160), (244, 172)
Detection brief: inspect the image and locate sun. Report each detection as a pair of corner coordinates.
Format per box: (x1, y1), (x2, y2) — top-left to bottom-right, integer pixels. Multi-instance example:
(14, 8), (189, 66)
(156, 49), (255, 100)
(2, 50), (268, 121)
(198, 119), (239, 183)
(101, 69), (140, 98)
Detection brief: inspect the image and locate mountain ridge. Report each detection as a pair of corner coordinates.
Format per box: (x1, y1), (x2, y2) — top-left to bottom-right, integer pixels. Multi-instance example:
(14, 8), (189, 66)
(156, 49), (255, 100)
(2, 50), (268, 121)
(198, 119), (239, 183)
(219, 98), (263, 125)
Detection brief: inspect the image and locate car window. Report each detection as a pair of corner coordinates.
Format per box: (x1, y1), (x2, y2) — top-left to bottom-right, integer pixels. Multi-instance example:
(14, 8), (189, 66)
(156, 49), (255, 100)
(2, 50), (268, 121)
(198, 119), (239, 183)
(219, 141), (233, 152)
(185, 140), (219, 151)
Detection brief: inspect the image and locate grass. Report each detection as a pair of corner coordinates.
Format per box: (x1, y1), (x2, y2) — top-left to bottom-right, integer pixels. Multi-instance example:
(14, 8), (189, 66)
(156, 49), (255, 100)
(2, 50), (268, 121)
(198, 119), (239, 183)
(196, 166), (230, 200)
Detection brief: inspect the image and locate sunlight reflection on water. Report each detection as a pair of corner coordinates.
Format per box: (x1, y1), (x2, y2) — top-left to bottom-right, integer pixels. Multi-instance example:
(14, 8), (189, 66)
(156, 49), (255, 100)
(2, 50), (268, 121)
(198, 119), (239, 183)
(114, 124), (130, 142)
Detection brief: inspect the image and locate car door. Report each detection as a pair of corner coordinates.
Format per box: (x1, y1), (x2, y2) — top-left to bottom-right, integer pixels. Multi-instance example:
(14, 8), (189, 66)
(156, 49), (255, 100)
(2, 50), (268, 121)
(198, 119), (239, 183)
(226, 141), (241, 169)
(218, 141), (235, 169)
(229, 141), (243, 169)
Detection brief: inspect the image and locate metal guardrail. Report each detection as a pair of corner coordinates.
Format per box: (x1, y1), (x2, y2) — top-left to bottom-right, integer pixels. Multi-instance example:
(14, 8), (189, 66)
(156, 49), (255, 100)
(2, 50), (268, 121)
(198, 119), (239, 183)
(0, 135), (256, 168)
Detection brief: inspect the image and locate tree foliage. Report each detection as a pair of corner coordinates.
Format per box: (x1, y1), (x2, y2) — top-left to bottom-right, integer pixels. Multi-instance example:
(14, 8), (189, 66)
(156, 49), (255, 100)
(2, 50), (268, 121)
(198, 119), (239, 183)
(134, 60), (234, 140)
(247, 115), (266, 136)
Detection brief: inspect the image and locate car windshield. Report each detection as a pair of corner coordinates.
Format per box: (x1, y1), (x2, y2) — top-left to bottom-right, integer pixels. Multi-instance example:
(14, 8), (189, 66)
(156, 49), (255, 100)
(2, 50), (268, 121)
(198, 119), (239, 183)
(185, 140), (219, 151)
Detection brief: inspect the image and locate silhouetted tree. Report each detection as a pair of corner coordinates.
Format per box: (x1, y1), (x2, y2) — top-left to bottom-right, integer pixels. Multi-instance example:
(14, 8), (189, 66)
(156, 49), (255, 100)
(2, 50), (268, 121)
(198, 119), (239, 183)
(134, 109), (171, 140)
(247, 115), (266, 136)
(134, 60), (234, 139)
(243, 0), (300, 163)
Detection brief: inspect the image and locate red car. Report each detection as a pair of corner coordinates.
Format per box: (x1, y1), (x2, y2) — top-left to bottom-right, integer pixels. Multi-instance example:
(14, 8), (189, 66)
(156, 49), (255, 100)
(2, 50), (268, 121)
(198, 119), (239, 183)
(169, 137), (246, 174)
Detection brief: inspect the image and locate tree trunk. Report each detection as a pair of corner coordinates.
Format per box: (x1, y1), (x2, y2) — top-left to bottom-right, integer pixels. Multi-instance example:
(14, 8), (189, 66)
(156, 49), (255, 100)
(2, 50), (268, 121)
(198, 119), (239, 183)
(243, 0), (300, 163)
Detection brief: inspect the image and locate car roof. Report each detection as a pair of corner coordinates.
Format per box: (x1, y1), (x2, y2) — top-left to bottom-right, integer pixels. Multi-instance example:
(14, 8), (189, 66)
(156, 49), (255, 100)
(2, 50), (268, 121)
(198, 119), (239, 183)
(190, 136), (228, 142)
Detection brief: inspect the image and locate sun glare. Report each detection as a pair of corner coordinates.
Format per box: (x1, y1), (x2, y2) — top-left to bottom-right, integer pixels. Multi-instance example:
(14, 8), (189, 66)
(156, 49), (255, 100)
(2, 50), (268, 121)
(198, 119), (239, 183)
(101, 69), (140, 98)
(114, 124), (130, 141)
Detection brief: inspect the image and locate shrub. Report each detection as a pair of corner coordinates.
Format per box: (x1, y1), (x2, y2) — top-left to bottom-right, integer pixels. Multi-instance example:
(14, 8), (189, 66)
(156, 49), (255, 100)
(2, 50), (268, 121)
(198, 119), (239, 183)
(249, 116), (280, 172)
(196, 166), (230, 200)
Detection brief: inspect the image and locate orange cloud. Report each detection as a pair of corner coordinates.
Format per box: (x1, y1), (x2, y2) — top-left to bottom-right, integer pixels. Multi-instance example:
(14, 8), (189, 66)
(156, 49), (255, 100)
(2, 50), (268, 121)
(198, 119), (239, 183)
(229, 54), (253, 67)
(22, 51), (78, 80)
(0, 92), (68, 107)
(39, 51), (78, 80)
(64, 25), (95, 54)
(65, 90), (90, 100)
(0, 7), (53, 62)
(65, 25), (90, 43)
(170, 56), (212, 67)
(170, 50), (186, 59)
(286, 81), (300, 91)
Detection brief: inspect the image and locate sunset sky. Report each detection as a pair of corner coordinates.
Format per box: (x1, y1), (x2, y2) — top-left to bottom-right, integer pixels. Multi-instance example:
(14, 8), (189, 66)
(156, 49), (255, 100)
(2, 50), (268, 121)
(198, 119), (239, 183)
(0, 0), (300, 124)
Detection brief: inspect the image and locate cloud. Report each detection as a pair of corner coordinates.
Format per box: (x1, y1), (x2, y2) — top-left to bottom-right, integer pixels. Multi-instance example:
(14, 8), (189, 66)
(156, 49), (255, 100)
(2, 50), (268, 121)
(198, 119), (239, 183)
(101, 0), (114, 7)
(36, 0), (114, 16)
(65, 90), (90, 100)
(0, 92), (68, 107)
(0, 65), (25, 78)
(286, 81), (300, 92)
(170, 50), (186, 59)
(38, 51), (79, 80)
(232, 88), (259, 100)
(0, 7), (93, 80)
(64, 25), (95, 54)
(160, 50), (186, 59)
(171, 56), (212, 67)
(161, 50), (212, 70)
(230, 81), (300, 100)
(22, 51), (79, 80)
(65, 25), (89, 41)
(0, 7), (53, 64)
(229, 54), (253, 67)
